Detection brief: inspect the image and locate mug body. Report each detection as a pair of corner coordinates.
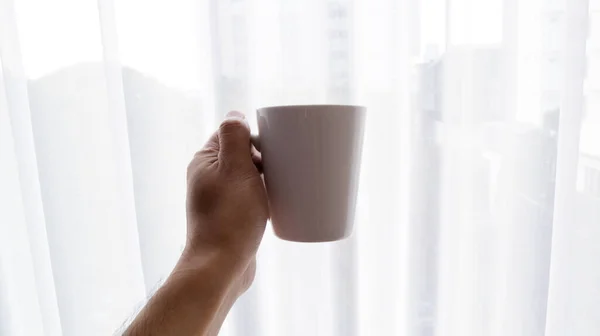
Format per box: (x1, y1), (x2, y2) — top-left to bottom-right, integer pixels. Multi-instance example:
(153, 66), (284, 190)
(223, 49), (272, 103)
(257, 105), (366, 242)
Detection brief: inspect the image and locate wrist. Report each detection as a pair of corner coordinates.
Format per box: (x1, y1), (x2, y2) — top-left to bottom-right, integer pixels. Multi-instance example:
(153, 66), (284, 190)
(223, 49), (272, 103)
(124, 248), (239, 336)
(174, 244), (249, 297)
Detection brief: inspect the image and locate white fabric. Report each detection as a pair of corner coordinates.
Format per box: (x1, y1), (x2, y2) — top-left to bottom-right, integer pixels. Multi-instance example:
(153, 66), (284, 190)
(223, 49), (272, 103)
(1, 0), (599, 335)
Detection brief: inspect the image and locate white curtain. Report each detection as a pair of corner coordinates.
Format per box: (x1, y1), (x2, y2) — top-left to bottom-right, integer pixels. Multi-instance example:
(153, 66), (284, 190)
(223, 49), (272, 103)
(1, 0), (599, 335)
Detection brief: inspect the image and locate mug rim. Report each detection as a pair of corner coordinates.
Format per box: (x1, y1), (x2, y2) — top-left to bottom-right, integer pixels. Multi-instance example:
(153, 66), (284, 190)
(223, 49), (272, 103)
(257, 104), (366, 111)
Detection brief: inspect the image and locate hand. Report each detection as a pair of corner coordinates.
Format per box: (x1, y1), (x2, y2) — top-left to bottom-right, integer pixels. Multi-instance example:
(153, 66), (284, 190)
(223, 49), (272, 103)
(124, 112), (268, 336)
(182, 110), (268, 291)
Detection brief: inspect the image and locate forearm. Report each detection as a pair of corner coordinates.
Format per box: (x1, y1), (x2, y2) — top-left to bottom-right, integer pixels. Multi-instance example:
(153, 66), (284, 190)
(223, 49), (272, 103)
(124, 248), (243, 336)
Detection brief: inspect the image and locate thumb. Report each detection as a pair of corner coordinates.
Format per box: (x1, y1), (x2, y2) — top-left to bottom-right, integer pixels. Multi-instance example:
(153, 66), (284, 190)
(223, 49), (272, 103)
(218, 111), (252, 165)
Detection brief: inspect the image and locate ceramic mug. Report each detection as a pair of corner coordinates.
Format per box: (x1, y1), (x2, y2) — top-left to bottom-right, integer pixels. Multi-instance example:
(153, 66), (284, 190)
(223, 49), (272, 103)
(254, 105), (366, 242)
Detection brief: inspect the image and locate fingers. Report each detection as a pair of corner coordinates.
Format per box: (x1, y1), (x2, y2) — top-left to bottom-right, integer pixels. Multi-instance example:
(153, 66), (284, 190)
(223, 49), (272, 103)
(250, 135), (261, 151)
(218, 111), (253, 167)
(251, 145), (263, 173)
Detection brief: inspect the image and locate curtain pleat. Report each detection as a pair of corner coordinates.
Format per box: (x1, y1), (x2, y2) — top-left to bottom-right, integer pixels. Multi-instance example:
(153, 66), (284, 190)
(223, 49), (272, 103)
(352, 0), (413, 334)
(545, 0), (600, 335)
(0, 1), (62, 334)
(1, 56), (47, 336)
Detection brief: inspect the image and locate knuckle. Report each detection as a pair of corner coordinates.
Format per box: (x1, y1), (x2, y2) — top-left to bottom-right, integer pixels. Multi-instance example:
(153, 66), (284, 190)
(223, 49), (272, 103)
(186, 151), (210, 180)
(219, 118), (247, 135)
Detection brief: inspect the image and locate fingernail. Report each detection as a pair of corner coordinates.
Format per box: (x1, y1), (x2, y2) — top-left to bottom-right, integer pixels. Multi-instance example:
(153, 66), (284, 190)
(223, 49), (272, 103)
(225, 111), (246, 120)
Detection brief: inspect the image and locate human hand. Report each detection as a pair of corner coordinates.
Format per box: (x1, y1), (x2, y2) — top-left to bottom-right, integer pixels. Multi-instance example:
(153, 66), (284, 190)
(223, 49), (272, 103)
(124, 112), (267, 336)
(181, 111), (268, 291)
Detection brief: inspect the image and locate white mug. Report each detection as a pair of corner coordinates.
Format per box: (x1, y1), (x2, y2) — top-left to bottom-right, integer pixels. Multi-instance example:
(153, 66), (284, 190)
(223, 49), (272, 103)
(255, 105), (366, 242)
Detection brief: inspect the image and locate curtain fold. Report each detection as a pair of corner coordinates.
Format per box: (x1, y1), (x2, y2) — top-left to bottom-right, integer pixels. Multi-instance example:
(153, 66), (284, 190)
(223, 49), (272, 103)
(545, 0), (598, 334)
(1, 0), (599, 335)
(1, 2), (62, 334)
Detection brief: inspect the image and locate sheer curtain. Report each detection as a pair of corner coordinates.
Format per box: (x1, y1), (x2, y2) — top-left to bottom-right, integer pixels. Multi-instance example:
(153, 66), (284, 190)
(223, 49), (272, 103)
(1, 0), (599, 335)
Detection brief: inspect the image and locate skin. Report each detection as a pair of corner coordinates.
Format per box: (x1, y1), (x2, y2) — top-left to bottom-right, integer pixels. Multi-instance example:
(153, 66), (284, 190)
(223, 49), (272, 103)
(124, 111), (269, 336)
